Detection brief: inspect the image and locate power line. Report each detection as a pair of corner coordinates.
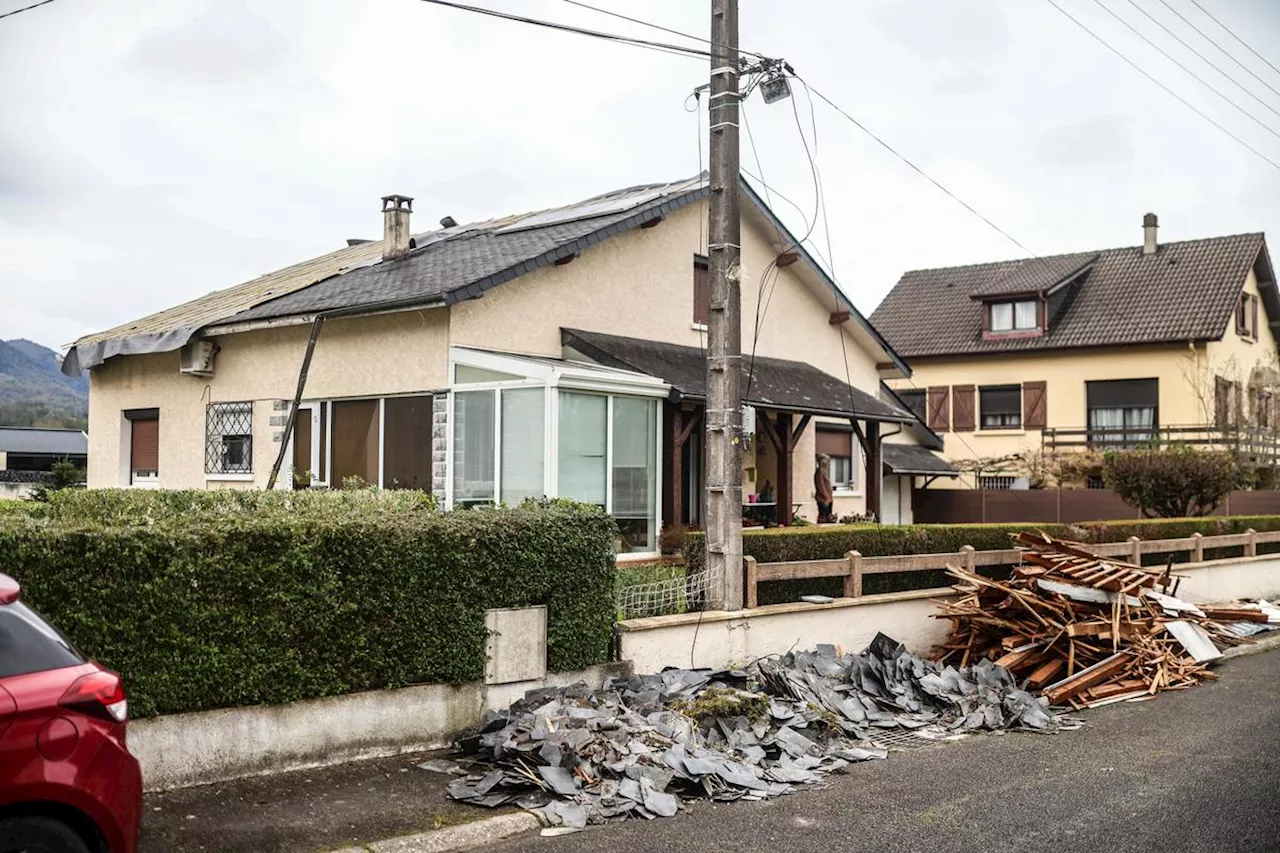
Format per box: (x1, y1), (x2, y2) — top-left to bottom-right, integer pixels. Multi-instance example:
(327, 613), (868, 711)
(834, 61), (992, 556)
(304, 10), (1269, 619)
(1187, 0), (1280, 81)
(1087, 0), (1280, 143)
(1042, 0), (1280, 173)
(560, 0), (769, 61)
(1156, 0), (1280, 103)
(1122, 0), (1280, 122)
(416, 0), (714, 61)
(0, 0), (58, 21)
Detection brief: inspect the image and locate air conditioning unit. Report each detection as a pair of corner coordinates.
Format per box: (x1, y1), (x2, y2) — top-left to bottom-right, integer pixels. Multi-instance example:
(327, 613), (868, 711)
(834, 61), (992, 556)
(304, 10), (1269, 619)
(179, 340), (217, 377)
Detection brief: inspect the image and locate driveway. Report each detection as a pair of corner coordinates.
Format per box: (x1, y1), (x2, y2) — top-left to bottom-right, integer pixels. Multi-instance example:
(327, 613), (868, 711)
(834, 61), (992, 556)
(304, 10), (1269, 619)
(487, 648), (1280, 853)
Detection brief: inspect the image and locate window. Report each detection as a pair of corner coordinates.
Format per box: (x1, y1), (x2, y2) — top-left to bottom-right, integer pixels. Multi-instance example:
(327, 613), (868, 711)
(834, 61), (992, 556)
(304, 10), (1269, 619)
(1087, 475), (1106, 490)
(693, 255), (710, 326)
(1237, 292), (1259, 340)
(979, 385), (1021, 429)
(898, 389), (927, 422)
(332, 399), (380, 487)
(1087, 379), (1157, 448)
(125, 408), (159, 485)
(205, 402), (253, 475)
(815, 426), (857, 490)
(501, 388), (545, 504)
(989, 299), (1037, 333)
(979, 475), (1016, 490)
(0, 601), (84, 679)
(384, 396), (433, 490)
(611, 397), (658, 552)
(453, 390), (496, 506)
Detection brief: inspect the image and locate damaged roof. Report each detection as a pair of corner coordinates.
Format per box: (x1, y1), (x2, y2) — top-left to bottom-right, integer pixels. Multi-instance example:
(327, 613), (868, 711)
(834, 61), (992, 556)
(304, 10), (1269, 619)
(63, 173), (909, 379)
(871, 232), (1273, 359)
(562, 328), (913, 422)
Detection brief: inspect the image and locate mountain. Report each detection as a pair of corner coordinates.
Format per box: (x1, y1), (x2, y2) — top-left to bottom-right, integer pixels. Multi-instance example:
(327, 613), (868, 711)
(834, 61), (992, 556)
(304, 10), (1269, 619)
(0, 339), (88, 428)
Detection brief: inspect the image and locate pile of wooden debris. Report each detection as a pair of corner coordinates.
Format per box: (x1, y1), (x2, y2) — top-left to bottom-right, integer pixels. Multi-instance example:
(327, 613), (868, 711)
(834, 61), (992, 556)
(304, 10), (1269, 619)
(936, 532), (1277, 710)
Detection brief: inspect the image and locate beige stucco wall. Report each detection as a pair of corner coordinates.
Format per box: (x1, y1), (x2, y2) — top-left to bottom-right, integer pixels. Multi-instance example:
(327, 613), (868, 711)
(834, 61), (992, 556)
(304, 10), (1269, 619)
(888, 343), (1213, 488)
(1202, 267), (1280, 418)
(87, 310), (449, 489)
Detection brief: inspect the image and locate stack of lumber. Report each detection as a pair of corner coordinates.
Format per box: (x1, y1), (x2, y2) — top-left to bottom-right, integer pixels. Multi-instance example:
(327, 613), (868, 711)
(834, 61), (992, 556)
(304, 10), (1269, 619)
(934, 531), (1256, 710)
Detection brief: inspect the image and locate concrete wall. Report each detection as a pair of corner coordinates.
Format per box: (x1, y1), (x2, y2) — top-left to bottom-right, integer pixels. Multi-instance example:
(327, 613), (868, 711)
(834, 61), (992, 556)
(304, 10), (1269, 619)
(618, 553), (1280, 674)
(0, 482), (34, 500)
(131, 662), (630, 791)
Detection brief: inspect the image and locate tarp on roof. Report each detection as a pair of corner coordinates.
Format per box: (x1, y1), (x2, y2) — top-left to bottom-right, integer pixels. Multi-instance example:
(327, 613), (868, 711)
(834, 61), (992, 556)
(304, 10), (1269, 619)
(562, 328), (913, 423)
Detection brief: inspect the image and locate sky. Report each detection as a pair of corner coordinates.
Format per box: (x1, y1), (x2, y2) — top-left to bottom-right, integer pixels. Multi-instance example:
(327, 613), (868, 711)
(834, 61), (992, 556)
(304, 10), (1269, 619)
(3, 0), (1280, 353)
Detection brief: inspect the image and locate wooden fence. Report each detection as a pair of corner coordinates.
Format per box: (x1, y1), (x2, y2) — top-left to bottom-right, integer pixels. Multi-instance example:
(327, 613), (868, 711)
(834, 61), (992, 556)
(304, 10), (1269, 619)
(913, 488), (1280, 525)
(742, 528), (1280, 609)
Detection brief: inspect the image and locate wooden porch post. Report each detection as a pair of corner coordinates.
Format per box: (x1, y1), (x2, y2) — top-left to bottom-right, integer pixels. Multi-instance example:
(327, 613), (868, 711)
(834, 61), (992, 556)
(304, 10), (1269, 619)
(776, 412), (794, 526)
(866, 421), (882, 521)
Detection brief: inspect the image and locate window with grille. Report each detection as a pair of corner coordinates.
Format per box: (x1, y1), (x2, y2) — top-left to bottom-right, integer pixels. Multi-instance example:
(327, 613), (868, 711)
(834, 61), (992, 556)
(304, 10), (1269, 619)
(206, 402), (253, 475)
(979, 475), (1016, 490)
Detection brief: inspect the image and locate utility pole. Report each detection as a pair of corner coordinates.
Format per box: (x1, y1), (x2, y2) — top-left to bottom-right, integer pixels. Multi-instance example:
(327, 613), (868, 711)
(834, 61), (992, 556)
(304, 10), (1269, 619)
(705, 0), (743, 611)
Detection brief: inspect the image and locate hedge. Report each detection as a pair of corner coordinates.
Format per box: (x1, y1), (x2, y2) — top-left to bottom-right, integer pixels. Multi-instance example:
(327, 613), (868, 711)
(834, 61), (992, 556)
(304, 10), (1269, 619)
(0, 492), (617, 718)
(684, 516), (1280, 604)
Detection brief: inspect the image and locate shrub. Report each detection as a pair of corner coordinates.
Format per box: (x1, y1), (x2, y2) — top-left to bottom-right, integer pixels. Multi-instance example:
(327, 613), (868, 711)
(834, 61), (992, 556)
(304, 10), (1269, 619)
(1103, 446), (1244, 518)
(0, 493), (616, 718)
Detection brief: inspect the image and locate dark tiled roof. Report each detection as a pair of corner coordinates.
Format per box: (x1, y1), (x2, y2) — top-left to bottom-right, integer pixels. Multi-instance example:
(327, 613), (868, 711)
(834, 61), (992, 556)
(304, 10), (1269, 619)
(966, 251), (1097, 298)
(870, 233), (1270, 358)
(562, 329), (913, 422)
(881, 443), (958, 476)
(227, 178), (707, 323)
(0, 427), (88, 456)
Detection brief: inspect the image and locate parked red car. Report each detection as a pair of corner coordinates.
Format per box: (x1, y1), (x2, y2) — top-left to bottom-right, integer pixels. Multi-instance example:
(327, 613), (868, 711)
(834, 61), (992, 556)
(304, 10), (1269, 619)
(0, 574), (141, 853)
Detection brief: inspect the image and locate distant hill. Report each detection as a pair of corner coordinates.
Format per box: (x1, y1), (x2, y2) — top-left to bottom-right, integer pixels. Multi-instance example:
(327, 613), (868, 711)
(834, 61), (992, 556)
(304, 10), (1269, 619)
(0, 339), (88, 428)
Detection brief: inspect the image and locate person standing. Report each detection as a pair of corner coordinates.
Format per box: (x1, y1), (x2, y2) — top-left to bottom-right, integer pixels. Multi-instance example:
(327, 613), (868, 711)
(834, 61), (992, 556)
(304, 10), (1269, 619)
(814, 453), (834, 523)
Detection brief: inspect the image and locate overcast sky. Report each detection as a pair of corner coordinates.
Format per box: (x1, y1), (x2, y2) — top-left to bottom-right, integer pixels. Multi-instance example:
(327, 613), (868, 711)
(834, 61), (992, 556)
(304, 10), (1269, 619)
(3, 0), (1280, 353)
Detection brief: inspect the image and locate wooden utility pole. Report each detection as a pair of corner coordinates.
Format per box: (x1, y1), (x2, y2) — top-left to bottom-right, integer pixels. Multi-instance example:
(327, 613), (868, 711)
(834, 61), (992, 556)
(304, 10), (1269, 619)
(705, 0), (743, 611)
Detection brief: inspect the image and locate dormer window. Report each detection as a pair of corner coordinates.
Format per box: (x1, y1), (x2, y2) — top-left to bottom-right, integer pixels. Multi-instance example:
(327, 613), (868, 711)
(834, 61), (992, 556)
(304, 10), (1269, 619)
(991, 299), (1038, 333)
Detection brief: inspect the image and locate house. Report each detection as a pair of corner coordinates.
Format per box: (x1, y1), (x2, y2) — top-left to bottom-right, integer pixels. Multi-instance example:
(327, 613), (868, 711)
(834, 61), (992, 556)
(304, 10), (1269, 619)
(871, 214), (1279, 489)
(0, 426), (87, 498)
(64, 174), (954, 551)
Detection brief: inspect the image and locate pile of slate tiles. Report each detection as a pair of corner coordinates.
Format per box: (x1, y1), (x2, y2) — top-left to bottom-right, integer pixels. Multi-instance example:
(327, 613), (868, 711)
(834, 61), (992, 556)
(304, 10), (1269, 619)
(443, 635), (1069, 828)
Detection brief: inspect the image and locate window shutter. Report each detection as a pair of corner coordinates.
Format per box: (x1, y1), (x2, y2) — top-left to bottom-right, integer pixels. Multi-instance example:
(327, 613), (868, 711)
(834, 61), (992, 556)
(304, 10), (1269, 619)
(1023, 381), (1047, 430)
(130, 417), (159, 472)
(693, 258), (710, 325)
(927, 386), (950, 432)
(1237, 293), (1246, 335)
(815, 428), (851, 457)
(1215, 376), (1230, 428)
(1251, 293), (1259, 339)
(952, 385), (976, 432)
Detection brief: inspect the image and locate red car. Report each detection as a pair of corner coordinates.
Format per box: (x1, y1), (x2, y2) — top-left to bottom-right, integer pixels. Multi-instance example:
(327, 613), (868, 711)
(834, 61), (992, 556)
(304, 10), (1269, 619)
(0, 574), (141, 853)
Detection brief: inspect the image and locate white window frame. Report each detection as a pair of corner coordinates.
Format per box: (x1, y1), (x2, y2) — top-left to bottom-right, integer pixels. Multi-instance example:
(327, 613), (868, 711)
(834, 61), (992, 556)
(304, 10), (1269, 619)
(990, 299), (1038, 333)
(447, 346), (668, 556)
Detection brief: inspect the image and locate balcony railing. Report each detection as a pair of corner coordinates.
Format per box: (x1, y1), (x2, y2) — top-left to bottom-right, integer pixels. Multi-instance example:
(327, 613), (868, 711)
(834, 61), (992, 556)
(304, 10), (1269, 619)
(1042, 423), (1280, 462)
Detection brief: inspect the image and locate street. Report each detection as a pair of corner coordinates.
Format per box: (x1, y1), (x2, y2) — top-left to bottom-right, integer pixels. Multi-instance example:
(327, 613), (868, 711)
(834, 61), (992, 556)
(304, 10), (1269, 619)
(488, 648), (1280, 853)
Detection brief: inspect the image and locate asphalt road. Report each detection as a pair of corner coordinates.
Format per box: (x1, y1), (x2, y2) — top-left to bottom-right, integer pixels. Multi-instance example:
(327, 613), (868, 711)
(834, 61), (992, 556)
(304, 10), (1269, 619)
(489, 648), (1280, 853)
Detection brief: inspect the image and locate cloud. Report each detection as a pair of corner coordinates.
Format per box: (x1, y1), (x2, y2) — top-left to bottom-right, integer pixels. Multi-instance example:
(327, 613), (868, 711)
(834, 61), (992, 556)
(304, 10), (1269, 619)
(1037, 114), (1134, 168)
(125, 0), (289, 85)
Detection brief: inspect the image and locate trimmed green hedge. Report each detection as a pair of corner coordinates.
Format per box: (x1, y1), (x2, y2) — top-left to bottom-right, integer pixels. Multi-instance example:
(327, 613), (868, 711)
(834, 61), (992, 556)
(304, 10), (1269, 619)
(0, 492), (617, 718)
(685, 516), (1280, 604)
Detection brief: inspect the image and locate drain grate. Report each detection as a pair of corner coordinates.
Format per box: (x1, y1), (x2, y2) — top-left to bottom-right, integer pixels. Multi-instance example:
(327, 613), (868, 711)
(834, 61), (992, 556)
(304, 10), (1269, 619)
(868, 726), (969, 752)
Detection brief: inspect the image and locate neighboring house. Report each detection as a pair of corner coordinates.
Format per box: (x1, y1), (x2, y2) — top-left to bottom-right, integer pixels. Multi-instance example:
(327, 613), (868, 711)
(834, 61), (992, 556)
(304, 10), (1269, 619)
(0, 426), (88, 472)
(63, 174), (953, 552)
(872, 214), (1279, 489)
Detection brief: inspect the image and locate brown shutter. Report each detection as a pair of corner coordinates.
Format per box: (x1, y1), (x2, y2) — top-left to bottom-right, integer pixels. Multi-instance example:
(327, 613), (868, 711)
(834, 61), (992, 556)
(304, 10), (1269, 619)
(693, 258), (710, 326)
(1236, 293), (1246, 335)
(815, 428), (851, 457)
(1216, 376), (1230, 427)
(952, 385), (976, 432)
(130, 417), (159, 472)
(1023, 381), (1047, 430)
(1252, 293), (1259, 339)
(927, 386), (951, 432)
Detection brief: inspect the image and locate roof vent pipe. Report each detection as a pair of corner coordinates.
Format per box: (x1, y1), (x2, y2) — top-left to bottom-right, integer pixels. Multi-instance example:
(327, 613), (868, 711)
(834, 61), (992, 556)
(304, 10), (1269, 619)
(382, 195), (413, 260)
(440, 215), (457, 228)
(1143, 212), (1158, 255)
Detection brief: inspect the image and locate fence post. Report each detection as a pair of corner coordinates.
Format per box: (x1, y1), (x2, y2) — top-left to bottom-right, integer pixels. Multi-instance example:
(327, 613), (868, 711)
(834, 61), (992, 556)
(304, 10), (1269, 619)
(744, 556), (758, 610)
(960, 544), (976, 573)
(1191, 532), (1203, 563)
(845, 550), (863, 598)
(1246, 528), (1257, 558)
(1127, 535), (1141, 565)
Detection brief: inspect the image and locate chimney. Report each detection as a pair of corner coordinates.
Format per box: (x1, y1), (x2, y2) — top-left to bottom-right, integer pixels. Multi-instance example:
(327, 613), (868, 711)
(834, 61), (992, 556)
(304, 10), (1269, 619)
(381, 194), (413, 259)
(1143, 212), (1158, 255)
